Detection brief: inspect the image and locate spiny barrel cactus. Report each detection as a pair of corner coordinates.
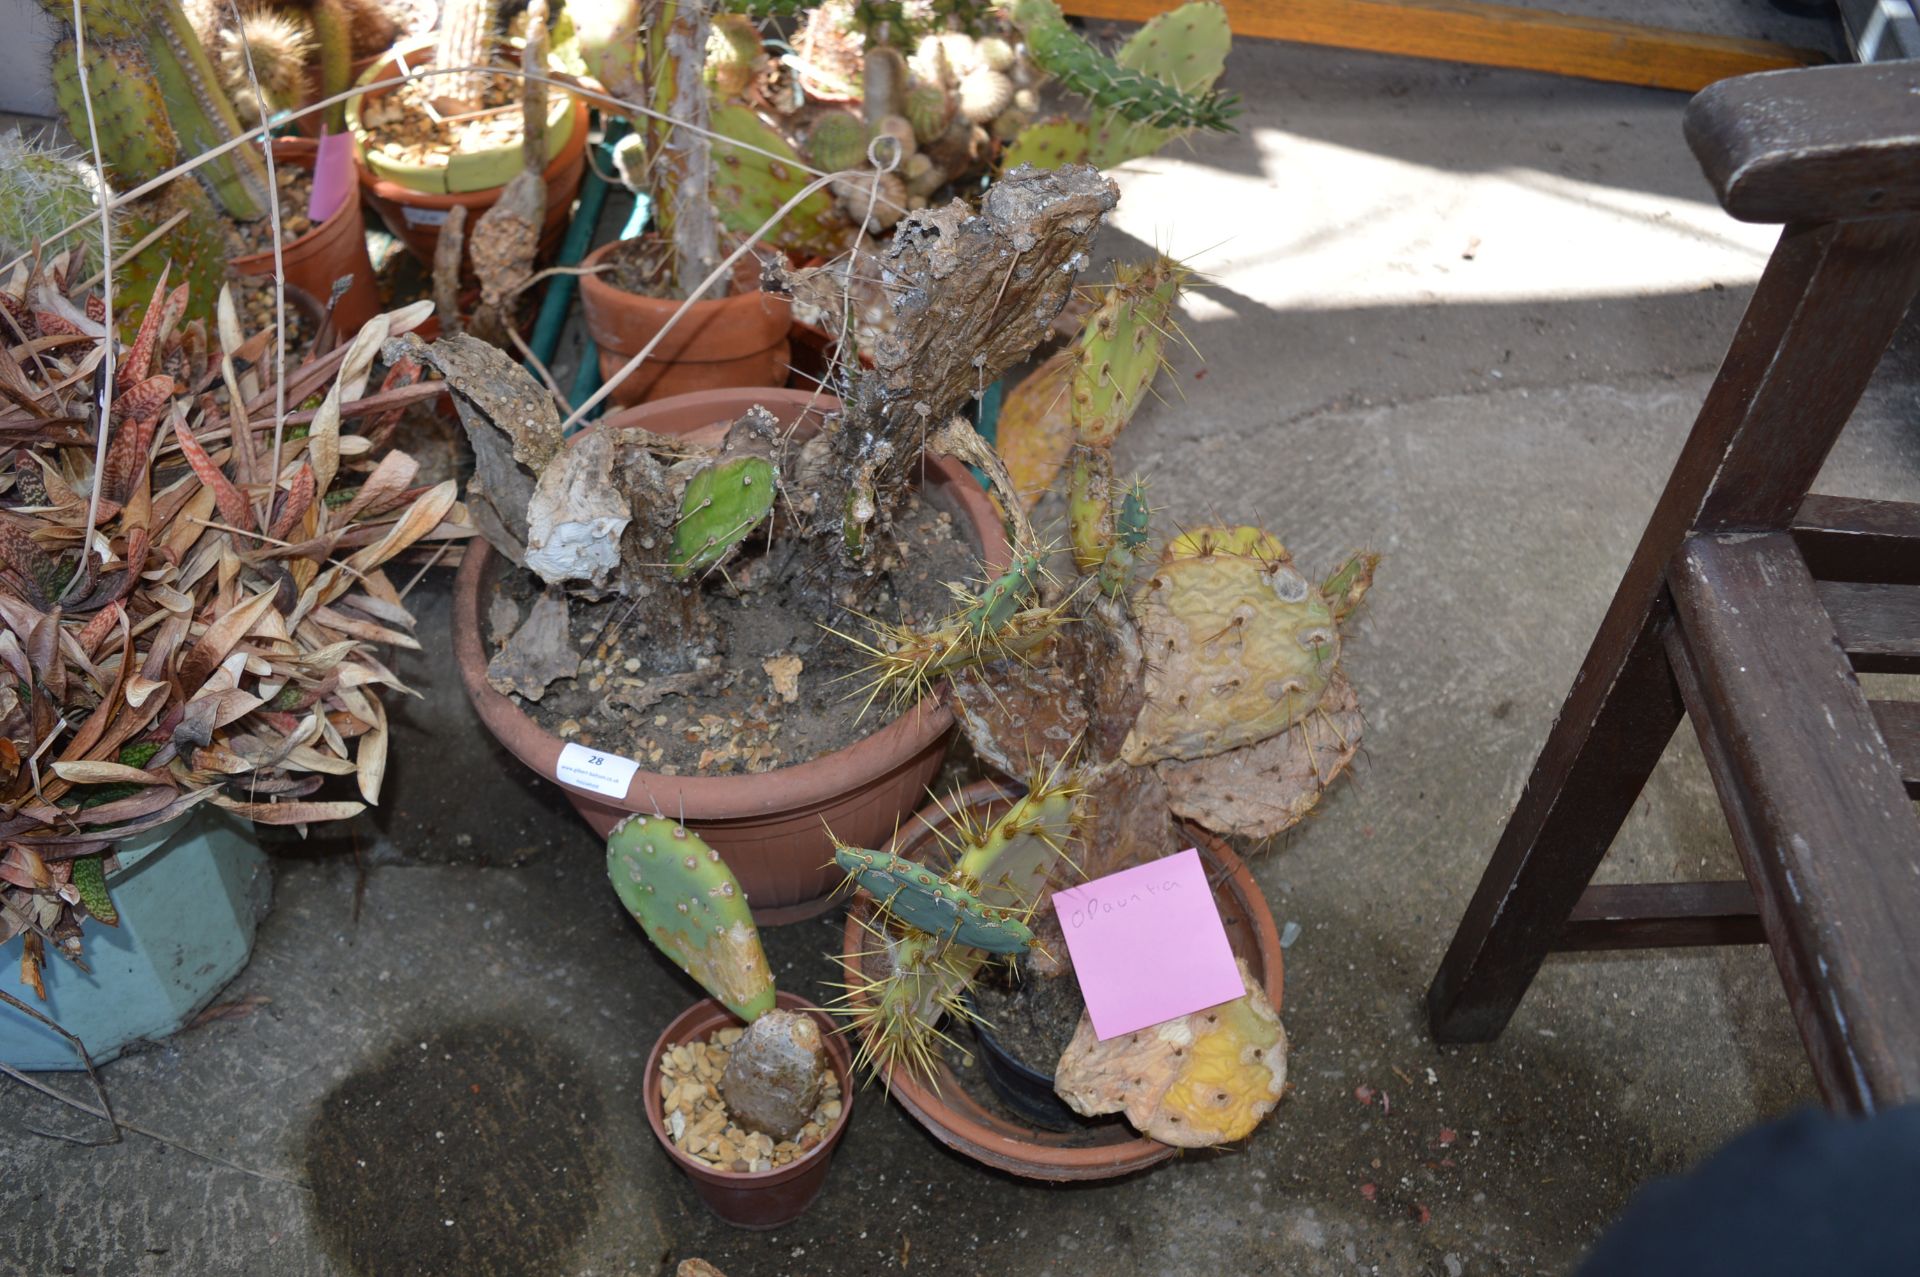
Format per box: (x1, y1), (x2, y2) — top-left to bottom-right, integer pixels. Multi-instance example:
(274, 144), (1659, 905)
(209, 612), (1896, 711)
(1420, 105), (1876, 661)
(607, 813), (775, 1021)
(0, 136), (114, 278)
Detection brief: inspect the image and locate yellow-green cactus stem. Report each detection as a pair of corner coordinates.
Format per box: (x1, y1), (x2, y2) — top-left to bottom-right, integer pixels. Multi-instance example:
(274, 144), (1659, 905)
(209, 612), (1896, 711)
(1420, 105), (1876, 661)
(1069, 255), (1191, 450)
(1099, 478), (1150, 597)
(1067, 445), (1113, 575)
(1003, 0), (1238, 133)
(1088, 1), (1234, 168)
(607, 813), (775, 1021)
(805, 110), (868, 174)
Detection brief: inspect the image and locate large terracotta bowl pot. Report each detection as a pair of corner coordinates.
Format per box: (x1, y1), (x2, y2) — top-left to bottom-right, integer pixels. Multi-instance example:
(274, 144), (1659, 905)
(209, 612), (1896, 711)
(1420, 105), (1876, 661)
(453, 388), (1010, 923)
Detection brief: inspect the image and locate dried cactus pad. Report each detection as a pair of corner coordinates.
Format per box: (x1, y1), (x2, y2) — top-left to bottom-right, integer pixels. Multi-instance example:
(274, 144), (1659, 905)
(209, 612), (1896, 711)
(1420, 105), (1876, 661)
(1123, 526), (1341, 765)
(1054, 956), (1287, 1147)
(671, 455), (775, 579)
(607, 815), (775, 1021)
(835, 844), (1035, 952)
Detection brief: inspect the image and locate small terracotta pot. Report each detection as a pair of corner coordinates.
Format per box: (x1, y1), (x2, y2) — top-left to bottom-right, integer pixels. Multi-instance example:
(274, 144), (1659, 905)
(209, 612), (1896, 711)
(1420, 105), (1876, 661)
(578, 239), (793, 407)
(840, 779), (1287, 1181)
(451, 388), (1010, 923)
(350, 43), (587, 267)
(643, 992), (853, 1229)
(230, 139), (381, 339)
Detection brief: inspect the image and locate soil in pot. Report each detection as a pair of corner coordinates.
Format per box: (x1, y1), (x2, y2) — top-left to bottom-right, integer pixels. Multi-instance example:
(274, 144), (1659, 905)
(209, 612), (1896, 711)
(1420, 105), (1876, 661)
(484, 490), (977, 776)
(971, 957), (1086, 1070)
(227, 165), (321, 256)
(355, 69), (541, 177)
(656, 1024), (845, 1174)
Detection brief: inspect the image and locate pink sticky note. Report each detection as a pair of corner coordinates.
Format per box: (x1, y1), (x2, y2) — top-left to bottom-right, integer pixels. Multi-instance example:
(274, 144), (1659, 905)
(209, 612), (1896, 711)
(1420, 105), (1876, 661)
(1051, 848), (1247, 1041)
(308, 129), (355, 223)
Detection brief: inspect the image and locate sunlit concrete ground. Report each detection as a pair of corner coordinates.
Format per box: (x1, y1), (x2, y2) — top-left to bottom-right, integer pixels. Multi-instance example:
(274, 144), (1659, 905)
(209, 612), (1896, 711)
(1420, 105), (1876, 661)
(7, 5), (1913, 1275)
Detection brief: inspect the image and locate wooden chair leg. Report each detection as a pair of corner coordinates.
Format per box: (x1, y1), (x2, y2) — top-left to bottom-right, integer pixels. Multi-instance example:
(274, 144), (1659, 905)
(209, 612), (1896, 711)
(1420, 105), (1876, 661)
(1427, 597), (1685, 1042)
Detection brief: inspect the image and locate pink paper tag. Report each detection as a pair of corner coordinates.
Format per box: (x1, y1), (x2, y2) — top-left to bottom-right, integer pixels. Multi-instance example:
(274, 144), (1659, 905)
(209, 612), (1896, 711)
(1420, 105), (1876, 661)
(308, 129), (355, 223)
(1051, 848), (1247, 1041)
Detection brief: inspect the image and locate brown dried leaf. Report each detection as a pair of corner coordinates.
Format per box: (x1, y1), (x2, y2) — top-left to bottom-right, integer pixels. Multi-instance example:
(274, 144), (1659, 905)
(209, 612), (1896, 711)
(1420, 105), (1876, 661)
(486, 588), (578, 701)
(1155, 673), (1365, 841)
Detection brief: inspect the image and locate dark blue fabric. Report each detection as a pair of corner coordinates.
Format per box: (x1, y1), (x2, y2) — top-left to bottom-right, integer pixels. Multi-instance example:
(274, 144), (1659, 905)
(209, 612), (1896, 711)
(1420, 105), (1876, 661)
(1579, 1104), (1920, 1276)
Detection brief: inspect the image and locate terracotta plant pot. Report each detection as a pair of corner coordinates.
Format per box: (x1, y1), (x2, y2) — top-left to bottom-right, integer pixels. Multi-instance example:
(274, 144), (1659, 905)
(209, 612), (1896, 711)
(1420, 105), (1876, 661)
(578, 239), (793, 407)
(451, 388), (1010, 923)
(643, 991), (853, 1229)
(349, 41), (587, 267)
(230, 139), (381, 338)
(840, 779), (1287, 1181)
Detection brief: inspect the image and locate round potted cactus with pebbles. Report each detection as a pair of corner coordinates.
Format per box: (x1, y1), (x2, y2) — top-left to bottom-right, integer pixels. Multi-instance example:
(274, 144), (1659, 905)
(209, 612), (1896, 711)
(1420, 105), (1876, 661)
(829, 254), (1376, 1177)
(609, 814), (853, 1228)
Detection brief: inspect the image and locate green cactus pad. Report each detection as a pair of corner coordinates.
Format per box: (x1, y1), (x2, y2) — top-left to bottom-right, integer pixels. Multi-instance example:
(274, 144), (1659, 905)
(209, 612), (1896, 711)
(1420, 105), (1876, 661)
(709, 104), (848, 256)
(672, 455), (776, 579)
(999, 116), (1091, 172)
(959, 553), (1045, 641)
(805, 110), (868, 174)
(1070, 255), (1191, 449)
(607, 814), (775, 1021)
(1100, 478), (1151, 596)
(1008, 0), (1238, 134)
(836, 844), (1035, 952)
(1090, 0), (1233, 167)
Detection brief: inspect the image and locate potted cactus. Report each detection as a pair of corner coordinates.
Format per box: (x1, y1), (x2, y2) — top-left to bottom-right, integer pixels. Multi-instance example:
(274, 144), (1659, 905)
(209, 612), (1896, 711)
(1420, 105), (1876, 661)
(568, 0), (851, 406)
(826, 256), (1376, 1175)
(35, 0), (274, 328)
(438, 164), (1114, 921)
(348, 0), (588, 267)
(609, 815), (853, 1228)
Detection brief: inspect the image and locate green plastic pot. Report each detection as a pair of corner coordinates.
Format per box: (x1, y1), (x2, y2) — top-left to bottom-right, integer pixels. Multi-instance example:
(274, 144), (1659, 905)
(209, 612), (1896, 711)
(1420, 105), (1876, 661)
(0, 809), (268, 1070)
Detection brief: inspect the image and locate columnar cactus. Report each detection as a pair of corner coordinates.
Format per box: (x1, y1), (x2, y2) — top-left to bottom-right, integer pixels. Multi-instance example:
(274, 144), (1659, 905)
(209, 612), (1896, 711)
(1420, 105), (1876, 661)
(0, 136), (114, 278)
(435, 0), (500, 109)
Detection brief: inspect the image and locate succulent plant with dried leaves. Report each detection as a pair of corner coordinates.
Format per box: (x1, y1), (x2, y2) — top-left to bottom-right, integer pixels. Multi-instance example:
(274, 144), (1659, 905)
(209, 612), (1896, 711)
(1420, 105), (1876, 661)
(0, 250), (462, 996)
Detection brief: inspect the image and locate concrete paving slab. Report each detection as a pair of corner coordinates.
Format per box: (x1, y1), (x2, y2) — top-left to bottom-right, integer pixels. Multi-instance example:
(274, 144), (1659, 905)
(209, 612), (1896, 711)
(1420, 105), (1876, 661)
(6, 12), (1917, 1277)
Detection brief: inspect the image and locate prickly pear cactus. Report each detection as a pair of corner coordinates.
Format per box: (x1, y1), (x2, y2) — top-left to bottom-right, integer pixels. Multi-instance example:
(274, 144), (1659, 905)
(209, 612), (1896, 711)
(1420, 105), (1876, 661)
(1006, 0), (1237, 134)
(607, 813), (775, 1021)
(999, 116), (1091, 171)
(1071, 256), (1192, 448)
(671, 454), (775, 579)
(1054, 956), (1287, 1147)
(1122, 527), (1345, 765)
(1090, 1), (1234, 168)
(709, 104), (848, 257)
(834, 844), (1036, 952)
(950, 779), (1081, 910)
(805, 110), (868, 173)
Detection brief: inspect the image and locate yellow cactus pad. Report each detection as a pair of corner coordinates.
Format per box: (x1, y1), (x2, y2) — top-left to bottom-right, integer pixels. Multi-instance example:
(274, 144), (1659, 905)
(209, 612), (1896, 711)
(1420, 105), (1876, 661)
(1054, 957), (1287, 1147)
(1122, 526), (1340, 765)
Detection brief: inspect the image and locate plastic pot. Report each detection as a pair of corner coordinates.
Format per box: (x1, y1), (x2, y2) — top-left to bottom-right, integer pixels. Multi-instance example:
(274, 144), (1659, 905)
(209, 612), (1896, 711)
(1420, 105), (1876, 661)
(451, 388), (1010, 923)
(230, 138), (381, 339)
(578, 238), (793, 407)
(349, 40), (587, 267)
(0, 809), (267, 1070)
(643, 991), (853, 1229)
(839, 779), (1286, 1181)
(968, 998), (1081, 1132)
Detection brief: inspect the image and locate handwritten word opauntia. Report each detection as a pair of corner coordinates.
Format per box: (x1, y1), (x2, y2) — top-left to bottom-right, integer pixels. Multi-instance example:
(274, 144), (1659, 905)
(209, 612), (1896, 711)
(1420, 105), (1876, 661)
(1066, 879), (1182, 929)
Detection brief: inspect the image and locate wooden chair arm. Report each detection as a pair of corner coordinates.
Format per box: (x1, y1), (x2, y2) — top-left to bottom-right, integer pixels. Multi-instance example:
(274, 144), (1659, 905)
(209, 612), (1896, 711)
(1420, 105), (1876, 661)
(1685, 61), (1920, 224)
